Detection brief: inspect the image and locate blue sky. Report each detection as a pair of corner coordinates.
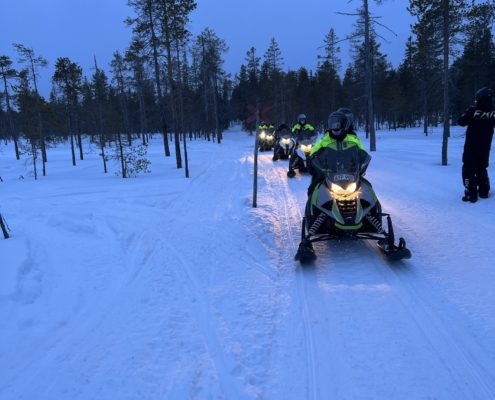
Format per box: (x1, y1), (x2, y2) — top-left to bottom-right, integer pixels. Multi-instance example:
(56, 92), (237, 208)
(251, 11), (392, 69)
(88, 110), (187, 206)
(0, 0), (413, 96)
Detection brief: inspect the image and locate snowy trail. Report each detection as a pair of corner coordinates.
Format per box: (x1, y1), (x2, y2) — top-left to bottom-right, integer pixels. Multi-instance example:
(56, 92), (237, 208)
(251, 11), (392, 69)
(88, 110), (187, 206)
(255, 138), (495, 399)
(2, 128), (495, 399)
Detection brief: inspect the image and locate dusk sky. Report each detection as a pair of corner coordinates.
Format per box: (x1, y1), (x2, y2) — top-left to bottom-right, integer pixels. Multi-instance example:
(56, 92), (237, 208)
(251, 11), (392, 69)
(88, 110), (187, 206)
(0, 0), (413, 96)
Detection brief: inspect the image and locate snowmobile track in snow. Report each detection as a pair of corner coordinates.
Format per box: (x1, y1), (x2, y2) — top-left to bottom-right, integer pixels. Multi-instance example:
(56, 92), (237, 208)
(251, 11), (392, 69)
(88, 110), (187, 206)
(257, 153), (495, 400)
(259, 157), (319, 400)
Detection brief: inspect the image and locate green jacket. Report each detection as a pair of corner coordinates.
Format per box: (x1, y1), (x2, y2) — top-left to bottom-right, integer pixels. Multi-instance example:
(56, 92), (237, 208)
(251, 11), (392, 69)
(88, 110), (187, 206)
(310, 131), (366, 156)
(259, 124), (275, 131)
(292, 123), (315, 133)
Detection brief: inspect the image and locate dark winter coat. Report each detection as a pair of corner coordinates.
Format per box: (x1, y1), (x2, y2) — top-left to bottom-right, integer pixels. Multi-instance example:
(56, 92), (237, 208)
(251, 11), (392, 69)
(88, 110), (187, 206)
(458, 102), (495, 168)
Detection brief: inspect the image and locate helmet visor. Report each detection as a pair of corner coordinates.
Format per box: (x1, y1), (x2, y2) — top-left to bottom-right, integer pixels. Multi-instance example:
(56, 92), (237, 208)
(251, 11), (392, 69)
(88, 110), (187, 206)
(328, 115), (346, 131)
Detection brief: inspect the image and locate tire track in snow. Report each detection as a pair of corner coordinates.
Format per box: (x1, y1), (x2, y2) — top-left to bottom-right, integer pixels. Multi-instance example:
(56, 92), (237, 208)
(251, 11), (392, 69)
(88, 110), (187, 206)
(257, 154), (495, 399)
(373, 255), (495, 399)
(257, 157), (318, 400)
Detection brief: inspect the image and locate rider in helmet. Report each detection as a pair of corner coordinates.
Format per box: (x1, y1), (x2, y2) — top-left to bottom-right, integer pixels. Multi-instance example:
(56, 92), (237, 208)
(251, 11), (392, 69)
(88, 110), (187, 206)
(288, 114), (316, 177)
(458, 87), (495, 202)
(273, 123), (292, 161)
(292, 114), (315, 138)
(258, 120), (275, 131)
(306, 110), (370, 196)
(336, 108), (356, 135)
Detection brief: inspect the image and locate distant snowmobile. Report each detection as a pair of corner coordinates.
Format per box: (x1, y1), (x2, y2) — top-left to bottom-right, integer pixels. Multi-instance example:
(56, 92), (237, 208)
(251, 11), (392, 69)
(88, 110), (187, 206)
(287, 136), (315, 177)
(273, 132), (296, 161)
(295, 148), (412, 263)
(258, 129), (276, 152)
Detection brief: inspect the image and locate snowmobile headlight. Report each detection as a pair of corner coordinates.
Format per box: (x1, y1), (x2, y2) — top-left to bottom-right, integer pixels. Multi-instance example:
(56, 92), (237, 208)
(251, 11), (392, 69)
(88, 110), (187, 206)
(266, 135), (274, 140)
(259, 131), (266, 139)
(346, 182), (357, 193)
(282, 138), (291, 145)
(331, 182), (358, 195)
(300, 144), (312, 153)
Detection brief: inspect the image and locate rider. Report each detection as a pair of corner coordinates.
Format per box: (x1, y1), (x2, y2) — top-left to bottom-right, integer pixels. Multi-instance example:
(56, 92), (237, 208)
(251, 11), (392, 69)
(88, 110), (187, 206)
(296, 110), (370, 259)
(258, 120), (275, 131)
(288, 114), (316, 177)
(291, 113), (315, 140)
(458, 87), (495, 203)
(306, 110), (370, 196)
(273, 123), (292, 161)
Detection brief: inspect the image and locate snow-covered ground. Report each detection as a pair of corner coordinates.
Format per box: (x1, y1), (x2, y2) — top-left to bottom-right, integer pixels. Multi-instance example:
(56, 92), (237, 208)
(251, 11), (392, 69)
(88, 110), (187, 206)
(1, 127), (495, 399)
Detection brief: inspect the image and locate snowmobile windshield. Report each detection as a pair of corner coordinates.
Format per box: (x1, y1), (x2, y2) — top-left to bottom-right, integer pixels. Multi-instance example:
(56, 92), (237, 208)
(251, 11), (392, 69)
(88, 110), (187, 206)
(278, 130), (292, 139)
(299, 137), (314, 146)
(311, 147), (361, 184)
(299, 129), (316, 141)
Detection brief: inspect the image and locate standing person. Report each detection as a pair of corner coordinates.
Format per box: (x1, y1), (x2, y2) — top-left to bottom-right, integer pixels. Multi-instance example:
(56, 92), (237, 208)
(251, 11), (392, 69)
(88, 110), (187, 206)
(288, 114), (316, 177)
(458, 87), (495, 203)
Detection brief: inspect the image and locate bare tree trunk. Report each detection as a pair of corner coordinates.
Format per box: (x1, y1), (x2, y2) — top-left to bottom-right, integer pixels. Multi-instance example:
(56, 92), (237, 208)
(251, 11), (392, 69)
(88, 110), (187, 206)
(175, 40), (189, 177)
(253, 104), (260, 208)
(0, 213), (9, 239)
(30, 59), (48, 173)
(38, 112), (46, 176)
(77, 124), (84, 161)
(213, 76), (221, 144)
(138, 90), (147, 140)
(183, 132), (189, 178)
(70, 135), (76, 166)
(201, 37), (210, 138)
(100, 136), (107, 174)
(441, 0), (450, 166)
(162, 2), (181, 169)
(117, 133), (126, 178)
(3, 73), (20, 160)
(423, 84), (429, 136)
(364, 0), (376, 151)
(147, 0), (170, 157)
(31, 142), (38, 180)
(14, 138), (20, 160)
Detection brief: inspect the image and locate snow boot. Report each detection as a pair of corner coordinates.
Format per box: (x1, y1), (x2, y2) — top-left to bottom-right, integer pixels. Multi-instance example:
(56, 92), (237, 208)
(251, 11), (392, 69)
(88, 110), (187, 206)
(287, 169), (296, 178)
(478, 175), (490, 199)
(462, 177), (478, 203)
(462, 190), (478, 203)
(295, 242), (316, 263)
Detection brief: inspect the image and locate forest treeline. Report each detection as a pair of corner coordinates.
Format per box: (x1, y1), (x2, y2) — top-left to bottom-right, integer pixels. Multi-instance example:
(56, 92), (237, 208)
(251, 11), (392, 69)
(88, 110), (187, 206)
(1, 0), (494, 178)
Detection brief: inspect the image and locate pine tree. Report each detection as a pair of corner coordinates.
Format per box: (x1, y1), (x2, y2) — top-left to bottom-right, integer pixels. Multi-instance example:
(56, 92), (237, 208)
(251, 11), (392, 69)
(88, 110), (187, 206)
(320, 28), (342, 73)
(14, 69), (40, 179)
(13, 44), (49, 173)
(127, 0), (171, 157)
(52, 57), (83, 167)
(409, 0), (468, 165)
(0, 55), (20, 159)
(451, 1), (495, 116)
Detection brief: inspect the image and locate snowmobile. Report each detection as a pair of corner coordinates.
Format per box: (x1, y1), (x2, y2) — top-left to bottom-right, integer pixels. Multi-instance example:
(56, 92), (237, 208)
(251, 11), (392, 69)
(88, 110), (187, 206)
(273, 132), (296, 161)
(258, 129), (276, 152)
(287, 136), (316, 176)
(295, 148), (412, 264)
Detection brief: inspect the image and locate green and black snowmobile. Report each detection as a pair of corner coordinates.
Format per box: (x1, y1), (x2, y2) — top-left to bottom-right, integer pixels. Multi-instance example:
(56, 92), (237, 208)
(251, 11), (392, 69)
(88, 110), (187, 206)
(258, 128), (276, 152)
(295, 147), (412, 264)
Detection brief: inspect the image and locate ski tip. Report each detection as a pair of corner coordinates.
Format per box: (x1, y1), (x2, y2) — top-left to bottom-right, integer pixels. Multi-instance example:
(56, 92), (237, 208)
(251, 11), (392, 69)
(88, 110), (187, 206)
(387, 248), (412, 262)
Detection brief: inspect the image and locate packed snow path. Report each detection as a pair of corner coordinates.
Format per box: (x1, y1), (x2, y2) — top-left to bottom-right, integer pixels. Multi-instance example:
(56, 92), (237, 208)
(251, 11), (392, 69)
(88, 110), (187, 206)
(1, 128), (495, 399)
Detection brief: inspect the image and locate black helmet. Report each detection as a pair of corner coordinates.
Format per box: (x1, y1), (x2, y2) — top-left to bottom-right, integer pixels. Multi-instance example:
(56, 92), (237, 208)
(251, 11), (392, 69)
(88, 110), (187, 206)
(297, 113), (307, 125)
(475, 87), (494, 102)
(336, 108), (354, 131)
(328, 111), (350, 137)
